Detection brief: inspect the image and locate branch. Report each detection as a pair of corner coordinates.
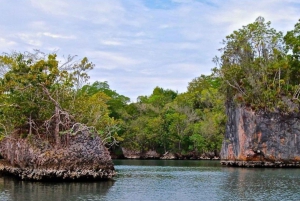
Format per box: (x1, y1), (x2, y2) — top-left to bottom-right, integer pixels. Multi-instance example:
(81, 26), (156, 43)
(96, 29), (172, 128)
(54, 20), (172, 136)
(293, 84), (300, 100)
(0, 123), (8, 136)
(59, 55), (77, 71)
(38, 83), (61, 109)
(226, 80), (246, 95)
(69, 123), (119, 147)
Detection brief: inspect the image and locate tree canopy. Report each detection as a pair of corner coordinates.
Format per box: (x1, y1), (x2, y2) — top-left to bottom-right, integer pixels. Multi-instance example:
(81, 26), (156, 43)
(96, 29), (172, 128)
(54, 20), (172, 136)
(0, 51), (118, 147)
(216, 17), (300, 112)
(3, 16), (300, 156)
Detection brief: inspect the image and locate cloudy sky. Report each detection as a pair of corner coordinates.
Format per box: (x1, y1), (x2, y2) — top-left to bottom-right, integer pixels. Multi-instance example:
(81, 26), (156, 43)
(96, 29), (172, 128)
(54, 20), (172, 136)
(0, 0), (299, 101)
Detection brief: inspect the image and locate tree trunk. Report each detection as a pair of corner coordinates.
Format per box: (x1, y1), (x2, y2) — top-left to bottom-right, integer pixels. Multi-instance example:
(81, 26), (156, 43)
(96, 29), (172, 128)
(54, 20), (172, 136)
(40, 84), (62, 148)
(29, 114), (32, 136)
(54, 105), (61, 148)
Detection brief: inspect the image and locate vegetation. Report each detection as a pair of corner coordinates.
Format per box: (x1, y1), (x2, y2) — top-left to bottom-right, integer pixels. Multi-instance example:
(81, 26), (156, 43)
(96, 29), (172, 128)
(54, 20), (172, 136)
(215, 17), (300, 112)
(0, 51), (119, 147)
(117, 75), (225, 155)
(1, 17), (300, 157)
(0, 49), (224, 155)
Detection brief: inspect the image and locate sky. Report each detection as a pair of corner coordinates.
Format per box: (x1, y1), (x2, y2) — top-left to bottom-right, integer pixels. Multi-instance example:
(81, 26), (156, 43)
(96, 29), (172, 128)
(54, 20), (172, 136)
(0, 0), (299, 101)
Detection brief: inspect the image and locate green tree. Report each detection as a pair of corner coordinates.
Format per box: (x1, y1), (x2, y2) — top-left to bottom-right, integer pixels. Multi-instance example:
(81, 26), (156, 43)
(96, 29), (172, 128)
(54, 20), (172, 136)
(215, 17), (287, 110)
(120, 87), (177, 153)
(0, 51), (118, 147)
(80, 81), (130, 119)
(284, 19), (300, 100)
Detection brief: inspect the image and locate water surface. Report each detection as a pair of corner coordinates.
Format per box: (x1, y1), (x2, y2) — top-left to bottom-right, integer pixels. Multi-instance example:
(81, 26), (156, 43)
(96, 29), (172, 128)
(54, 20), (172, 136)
(1, 160), (300, 201)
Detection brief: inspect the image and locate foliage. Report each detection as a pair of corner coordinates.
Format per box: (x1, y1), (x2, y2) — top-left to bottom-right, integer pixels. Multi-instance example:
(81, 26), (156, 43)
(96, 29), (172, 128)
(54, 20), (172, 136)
(10, 17), (300, 155)
(119, 76), (225, 155)
(0, 51), (119, 147)
(80, 81), (130, 119)
(215, 17), (300, 112)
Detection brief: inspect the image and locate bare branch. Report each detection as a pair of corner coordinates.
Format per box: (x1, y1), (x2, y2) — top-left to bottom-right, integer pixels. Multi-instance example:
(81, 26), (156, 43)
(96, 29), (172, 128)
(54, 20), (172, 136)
(226, 80), (246, 95)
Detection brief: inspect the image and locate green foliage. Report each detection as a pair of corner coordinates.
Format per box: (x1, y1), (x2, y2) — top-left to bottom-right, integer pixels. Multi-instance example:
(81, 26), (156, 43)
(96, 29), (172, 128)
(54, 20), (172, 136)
(117, 17), (300, 155)
(216, 16), (300, 112)
(80, 81), (130, 119)
(0, 51), (119, 147)
(0, 51), (67, 135)
(119, 75), (225, 154)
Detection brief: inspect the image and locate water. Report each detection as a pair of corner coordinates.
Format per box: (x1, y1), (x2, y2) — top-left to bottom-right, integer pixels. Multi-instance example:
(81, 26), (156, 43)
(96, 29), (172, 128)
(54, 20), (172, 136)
(1, 160), (300, 201)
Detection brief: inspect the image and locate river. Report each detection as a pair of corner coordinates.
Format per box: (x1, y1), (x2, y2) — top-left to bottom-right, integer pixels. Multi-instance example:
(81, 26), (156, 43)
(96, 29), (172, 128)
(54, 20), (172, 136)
(0, 160), (300, 201)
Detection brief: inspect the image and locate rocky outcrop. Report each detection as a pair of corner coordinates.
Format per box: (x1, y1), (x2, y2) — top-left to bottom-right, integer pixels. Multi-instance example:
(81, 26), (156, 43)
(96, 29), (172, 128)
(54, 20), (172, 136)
(221, 102), (300, 167)
(121, 148), (160, 159)
(160, 152), (176, 159)
(119, 148), (219, 160)
(121, 148), (141, 159)
(0, 128), (116, 180)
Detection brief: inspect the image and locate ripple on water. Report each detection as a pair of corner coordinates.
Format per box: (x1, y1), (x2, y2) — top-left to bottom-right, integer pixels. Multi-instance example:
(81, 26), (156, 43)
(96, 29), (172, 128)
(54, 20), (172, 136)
(1, 160), (300, 201)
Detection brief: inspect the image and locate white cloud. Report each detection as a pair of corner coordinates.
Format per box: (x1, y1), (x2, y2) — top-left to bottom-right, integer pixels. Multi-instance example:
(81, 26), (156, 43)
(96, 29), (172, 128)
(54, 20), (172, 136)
(29, 21), (48, 31)
(0, 38), (17, 49)
(0, 0), (299, 101)
(30, 0), (69, 16)
(87, 51), (142, 70)
(159, 24), (173, 29)
(100, 40), (123, 46)
(41, 32), (76, 39)
(210, 0), (300, 33)
(17, 33), (42, 47)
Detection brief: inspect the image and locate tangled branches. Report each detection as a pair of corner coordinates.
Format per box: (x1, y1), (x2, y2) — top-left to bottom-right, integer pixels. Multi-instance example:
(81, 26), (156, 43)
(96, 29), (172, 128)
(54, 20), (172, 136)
(69, 123), (119, 147)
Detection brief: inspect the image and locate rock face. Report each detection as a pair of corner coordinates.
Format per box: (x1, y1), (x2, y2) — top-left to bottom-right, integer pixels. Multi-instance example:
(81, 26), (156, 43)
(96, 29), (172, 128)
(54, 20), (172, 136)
(160, 152), (176, 160)
(121, 148), (160, 159)
(221, 102), (300, 167)
(0, 129), (116, 180)
(119, 148), (219, 160)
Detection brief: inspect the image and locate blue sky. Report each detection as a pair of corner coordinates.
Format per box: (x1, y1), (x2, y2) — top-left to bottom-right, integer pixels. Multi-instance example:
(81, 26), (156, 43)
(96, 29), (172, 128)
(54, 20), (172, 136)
(0, 0), (299, 101)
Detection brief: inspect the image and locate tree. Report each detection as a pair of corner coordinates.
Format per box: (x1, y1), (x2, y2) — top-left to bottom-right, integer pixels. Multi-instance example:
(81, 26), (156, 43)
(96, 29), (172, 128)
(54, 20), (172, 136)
(215, 17), (288, 110)
(137, 87), (177, 108)
(0, 51), (119, 148)
(120, 87), (177, 153)
(284, 19), (300, 99)
(165, 111), (188, 151)
(80, 81), (130, 119)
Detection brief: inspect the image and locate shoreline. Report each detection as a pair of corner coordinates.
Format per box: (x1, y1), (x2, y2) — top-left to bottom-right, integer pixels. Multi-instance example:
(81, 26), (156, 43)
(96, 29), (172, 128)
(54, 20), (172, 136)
(112, 157), (220, 160)
(0, 159), (116, 181)
(221, 160), (300, 168)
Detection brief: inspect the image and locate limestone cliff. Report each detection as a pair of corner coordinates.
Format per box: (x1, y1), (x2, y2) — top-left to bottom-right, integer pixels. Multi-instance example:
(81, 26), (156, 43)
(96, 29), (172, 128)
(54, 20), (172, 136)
(0, 127), (116, 180)
(221, 102), (300, 167)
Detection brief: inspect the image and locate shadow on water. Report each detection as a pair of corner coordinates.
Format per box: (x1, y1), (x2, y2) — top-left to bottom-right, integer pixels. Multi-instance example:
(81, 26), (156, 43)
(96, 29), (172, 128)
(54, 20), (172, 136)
(219, 167), (300, 201)
(0, 175), (115, 201)
(2, 160), (300, 201)
(113, 159), (221, 167)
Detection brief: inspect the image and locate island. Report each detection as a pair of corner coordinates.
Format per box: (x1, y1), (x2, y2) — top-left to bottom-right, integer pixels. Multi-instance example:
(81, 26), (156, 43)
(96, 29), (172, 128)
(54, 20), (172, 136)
(0, 51), (116, 180)
(218, 17), (300, 167)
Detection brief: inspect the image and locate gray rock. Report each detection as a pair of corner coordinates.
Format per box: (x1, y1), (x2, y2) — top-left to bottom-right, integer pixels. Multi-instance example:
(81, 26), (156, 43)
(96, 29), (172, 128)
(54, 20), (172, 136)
(221, 102), (300, 167)
(0, 129), (116, 180)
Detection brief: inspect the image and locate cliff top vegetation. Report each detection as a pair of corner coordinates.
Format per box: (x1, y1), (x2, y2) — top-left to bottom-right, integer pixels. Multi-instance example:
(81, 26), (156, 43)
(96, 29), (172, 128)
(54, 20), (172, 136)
(215, 16), (300, 113)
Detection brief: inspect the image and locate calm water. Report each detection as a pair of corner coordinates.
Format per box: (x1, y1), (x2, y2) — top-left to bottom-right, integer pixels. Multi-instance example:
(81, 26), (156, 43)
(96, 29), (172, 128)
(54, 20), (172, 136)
(0, 160), (300, 201)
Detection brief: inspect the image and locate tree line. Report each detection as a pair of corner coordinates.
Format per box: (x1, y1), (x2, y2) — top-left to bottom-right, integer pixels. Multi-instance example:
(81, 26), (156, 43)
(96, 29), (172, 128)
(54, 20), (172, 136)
(1, 17), (300, 155)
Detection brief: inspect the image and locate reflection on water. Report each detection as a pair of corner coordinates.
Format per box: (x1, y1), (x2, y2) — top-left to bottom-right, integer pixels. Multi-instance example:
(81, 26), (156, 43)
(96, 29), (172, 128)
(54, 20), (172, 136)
(0, 176), (114, 201)
(1, 160), (300, 201)
(113, 159), (221, 167)
(220, 167), (300, 201)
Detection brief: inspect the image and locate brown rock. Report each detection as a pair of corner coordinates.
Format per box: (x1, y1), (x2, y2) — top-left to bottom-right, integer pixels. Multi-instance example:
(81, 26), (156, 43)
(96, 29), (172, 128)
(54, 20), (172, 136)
(160, 152), (176, 160)
(221, 102), (300, 167)
(0, 128), (116, 181)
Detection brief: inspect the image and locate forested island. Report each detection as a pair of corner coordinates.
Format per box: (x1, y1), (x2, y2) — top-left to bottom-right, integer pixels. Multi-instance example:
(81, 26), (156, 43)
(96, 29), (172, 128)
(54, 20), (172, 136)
(219, 17), (300, 167)
(0, 16), (300, 180)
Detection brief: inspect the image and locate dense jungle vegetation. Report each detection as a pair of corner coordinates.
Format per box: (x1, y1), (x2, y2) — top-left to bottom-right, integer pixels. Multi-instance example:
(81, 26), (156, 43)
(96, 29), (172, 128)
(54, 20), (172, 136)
(1, 17), (300, 155)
